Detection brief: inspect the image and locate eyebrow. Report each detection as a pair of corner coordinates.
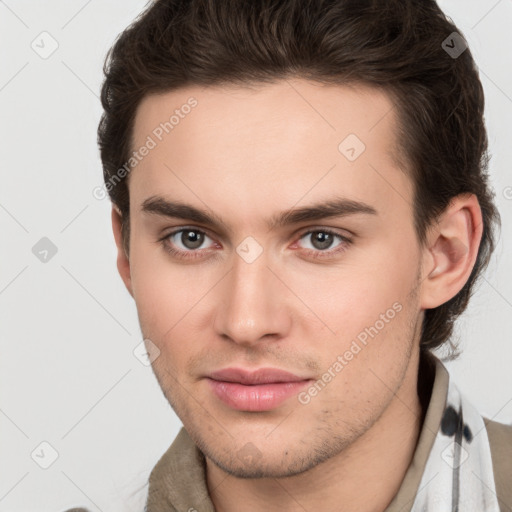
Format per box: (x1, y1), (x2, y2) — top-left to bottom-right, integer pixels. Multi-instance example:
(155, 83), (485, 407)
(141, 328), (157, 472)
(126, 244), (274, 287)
(141, 195), (378, 232)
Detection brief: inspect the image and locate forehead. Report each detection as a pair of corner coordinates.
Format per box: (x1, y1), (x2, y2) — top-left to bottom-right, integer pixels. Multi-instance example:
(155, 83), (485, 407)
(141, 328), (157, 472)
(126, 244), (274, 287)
(129, 79), (413, 227)
(132, 79), (399, 155)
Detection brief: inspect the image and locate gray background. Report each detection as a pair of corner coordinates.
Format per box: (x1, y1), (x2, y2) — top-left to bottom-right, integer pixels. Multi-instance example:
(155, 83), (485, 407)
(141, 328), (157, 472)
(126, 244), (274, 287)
(1, 0), (511, 510)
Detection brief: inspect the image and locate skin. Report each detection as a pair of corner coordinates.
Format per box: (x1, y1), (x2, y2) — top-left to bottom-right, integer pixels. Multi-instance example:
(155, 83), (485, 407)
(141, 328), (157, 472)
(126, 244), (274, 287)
(112, 78), (482, 512)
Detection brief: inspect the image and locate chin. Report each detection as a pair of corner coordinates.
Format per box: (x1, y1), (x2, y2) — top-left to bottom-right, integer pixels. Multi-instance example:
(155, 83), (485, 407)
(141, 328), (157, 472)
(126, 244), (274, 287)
(206, 449), (322, 479)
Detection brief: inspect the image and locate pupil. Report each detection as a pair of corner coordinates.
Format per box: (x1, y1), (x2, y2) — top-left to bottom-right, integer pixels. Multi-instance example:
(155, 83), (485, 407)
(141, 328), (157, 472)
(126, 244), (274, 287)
(313, 232), (332, 250)
(183, 230), (203, 249)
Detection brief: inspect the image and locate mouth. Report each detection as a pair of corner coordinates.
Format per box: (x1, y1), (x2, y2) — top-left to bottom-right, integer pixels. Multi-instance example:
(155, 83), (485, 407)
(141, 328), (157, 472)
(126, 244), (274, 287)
(205, 367), (313, 411)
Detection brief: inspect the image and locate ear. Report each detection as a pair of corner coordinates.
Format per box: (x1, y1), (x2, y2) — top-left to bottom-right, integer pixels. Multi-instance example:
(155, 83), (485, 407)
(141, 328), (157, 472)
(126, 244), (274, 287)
(111, 205), (134, 298)
(420, 193), (483, 310)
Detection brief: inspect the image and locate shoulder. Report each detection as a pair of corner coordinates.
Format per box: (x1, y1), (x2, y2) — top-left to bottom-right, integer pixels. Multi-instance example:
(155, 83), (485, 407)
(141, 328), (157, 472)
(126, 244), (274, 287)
(484, 416), (512, 512)
(146, 427), (213, 512)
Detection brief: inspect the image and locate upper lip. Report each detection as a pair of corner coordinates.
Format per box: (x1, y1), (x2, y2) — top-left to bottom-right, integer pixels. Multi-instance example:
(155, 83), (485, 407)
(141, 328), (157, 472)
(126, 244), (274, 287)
(207, 367), (311, 385)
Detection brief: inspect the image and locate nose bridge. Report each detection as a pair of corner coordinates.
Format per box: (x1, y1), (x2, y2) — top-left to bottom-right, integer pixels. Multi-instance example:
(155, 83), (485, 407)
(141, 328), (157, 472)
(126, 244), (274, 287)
(214, 239), (288, 345)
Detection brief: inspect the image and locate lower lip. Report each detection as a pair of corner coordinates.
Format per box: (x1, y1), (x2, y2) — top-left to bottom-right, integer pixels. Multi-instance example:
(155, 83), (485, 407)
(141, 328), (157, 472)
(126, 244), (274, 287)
(206, 378), (312, 411)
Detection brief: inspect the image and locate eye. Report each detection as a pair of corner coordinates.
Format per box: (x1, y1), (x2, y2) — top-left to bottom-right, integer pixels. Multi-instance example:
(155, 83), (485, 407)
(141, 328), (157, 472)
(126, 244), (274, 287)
(160, 228), (217, 259)
(171, 229), (211, 250)
(295, 229), (352, 259)
(158, 227), (352, 261)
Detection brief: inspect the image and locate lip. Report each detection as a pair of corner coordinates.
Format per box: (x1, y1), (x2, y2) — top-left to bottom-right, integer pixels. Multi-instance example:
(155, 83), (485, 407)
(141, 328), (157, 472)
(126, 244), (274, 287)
(206, 367), (313, 411)
(208, 367), (309, 385)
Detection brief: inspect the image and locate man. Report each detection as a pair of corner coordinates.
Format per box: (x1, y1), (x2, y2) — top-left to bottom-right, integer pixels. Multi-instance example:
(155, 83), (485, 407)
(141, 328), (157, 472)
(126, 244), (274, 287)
(97, 0), (512, 510)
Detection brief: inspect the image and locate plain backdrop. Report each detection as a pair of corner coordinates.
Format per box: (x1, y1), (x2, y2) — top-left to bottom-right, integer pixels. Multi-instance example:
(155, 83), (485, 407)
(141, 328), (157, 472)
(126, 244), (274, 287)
(1, 0), (511, 510)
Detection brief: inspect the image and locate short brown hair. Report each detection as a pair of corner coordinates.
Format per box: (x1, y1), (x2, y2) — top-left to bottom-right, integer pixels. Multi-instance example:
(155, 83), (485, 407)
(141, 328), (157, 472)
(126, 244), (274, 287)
(98, 0), (500, 356)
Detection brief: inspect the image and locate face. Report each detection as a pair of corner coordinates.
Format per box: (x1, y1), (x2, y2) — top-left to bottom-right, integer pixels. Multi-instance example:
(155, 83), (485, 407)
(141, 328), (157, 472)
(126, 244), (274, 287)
(122, 79), (428, 478)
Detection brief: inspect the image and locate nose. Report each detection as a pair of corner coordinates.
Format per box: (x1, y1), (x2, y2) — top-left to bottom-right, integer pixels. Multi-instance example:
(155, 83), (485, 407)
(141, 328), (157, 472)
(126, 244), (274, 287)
(213, 244), (292, 347)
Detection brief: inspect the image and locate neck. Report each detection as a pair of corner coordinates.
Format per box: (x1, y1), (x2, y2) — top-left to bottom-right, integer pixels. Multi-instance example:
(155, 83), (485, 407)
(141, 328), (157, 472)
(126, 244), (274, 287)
(206, 345), (432, 512)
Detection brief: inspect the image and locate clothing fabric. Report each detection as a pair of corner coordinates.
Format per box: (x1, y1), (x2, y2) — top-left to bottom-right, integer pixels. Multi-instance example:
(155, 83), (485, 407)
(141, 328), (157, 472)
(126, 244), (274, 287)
(145, 354), (512, 512)
(410, 379), (500, 511)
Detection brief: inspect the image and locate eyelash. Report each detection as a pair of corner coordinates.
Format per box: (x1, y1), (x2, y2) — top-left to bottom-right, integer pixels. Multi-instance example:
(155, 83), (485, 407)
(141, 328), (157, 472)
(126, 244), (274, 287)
(158, 227), (353, 261)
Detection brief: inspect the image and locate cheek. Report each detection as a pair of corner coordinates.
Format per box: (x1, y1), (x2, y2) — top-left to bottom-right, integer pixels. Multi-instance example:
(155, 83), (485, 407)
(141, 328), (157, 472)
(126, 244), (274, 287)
(130, 244), (207, 327)
(297, 246), (420, 378)
(129, 250), (217, 373)
(296, 246), (418, 337)
(306, 297), (418, 421)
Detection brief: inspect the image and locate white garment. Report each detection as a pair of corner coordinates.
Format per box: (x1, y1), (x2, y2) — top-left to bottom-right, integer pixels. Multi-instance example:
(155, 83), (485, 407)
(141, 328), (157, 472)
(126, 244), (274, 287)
(411, 378), (500, 511)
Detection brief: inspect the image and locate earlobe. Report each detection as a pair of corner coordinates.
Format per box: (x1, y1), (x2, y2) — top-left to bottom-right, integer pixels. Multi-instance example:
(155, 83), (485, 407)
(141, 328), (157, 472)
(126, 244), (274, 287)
(111, 206), (134, 298)
(420, 194), (483, 309)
